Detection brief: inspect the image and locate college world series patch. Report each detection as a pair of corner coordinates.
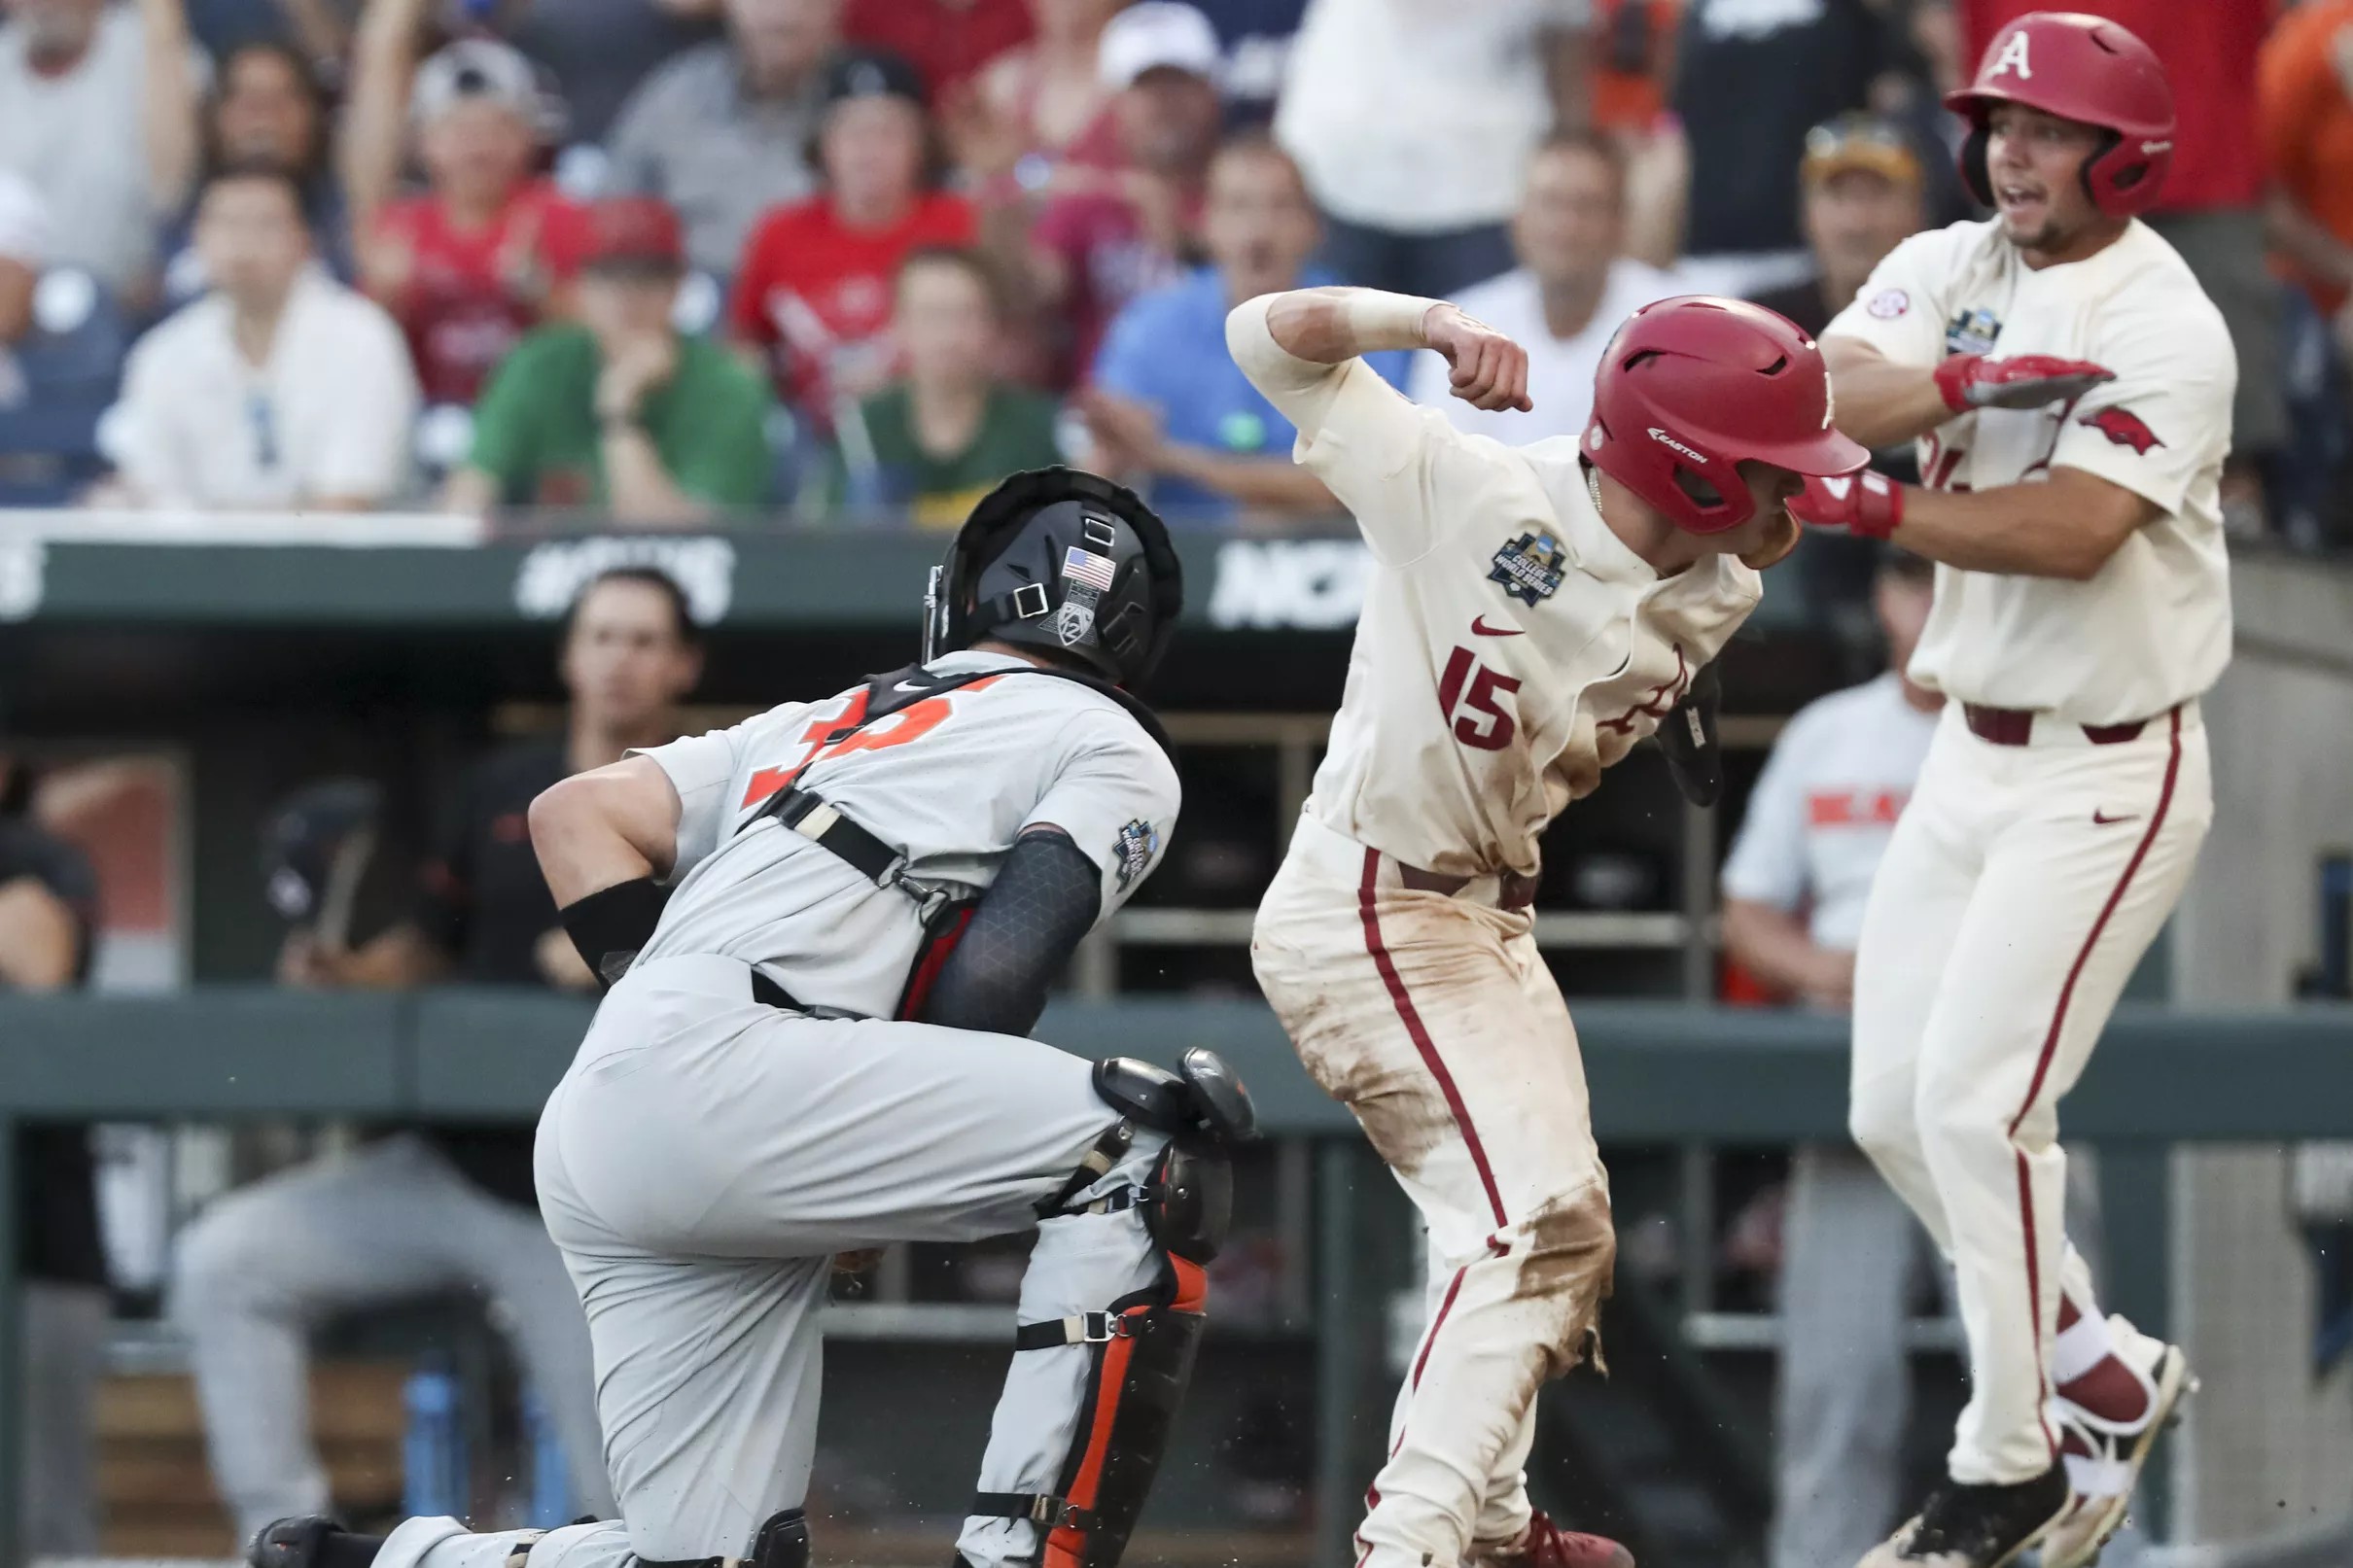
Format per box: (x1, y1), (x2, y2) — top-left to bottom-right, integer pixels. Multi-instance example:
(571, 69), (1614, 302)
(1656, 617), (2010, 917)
(1489, 532), (1567, 607)
(1111, 819), (1159, 891)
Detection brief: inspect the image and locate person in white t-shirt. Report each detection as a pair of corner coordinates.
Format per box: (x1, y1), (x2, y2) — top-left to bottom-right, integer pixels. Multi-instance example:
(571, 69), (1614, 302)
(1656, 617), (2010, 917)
(1407, 131), (1685, 446)
(1719, 550), (1942, 1568)
(1789, 15), (2226, 1566)
(102, 163), (420, 511)
(1274, 0), (1593, 301)
(0, 0), (203, 297)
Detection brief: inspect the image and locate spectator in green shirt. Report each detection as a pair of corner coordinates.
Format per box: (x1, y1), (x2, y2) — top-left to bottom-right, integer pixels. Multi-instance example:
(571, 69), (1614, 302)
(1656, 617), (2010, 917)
(825, 246), (1064, 529)
(445, 197), (773, 523)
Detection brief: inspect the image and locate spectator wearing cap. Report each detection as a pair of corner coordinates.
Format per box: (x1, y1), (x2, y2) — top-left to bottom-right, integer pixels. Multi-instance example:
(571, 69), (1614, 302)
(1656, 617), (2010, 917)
(1746, 114), (1929, 635)
(450, 197), (772, 520)
(1407, 129), (1684, 446)
(98, 163), (419, 509)
(0, 0), (203, 300)
(605, 0), (843, 280)
(1079, 132), (1406, 529)
(1749, 114), (1928, 344)
(2260, 0), (2353, 546)
(984, 1), (1223, 388)
(342, 11), (588, 404)
(729, 49), (976, 428)
(158, 41), (352, 308)
(825, 246), (1062, 525)
(843, 0), (1032, 103)
(1666, 0), (1908, 299)
(1274, 0), (1590, 302)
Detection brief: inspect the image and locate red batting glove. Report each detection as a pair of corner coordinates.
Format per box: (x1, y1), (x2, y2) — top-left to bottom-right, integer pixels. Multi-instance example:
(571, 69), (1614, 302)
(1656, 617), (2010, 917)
(1788, 470), (1904, 540)
(1932, 353), (2116, 413)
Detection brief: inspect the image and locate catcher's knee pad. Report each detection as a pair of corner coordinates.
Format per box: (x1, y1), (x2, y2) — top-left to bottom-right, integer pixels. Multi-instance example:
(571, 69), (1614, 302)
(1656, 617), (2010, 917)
(974, 1256), (1211, 1568)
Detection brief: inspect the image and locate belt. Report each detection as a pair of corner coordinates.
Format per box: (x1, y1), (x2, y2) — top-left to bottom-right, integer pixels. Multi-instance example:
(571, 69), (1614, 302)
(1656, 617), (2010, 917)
(1962, 703), (2173, 749)
(1395, 861), (1539, 913)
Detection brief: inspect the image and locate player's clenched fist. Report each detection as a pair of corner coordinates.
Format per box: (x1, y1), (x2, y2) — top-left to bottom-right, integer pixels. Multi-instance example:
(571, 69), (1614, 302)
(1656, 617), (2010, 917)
(1423, 303), (1533, 414)
(1931, 352), (2115, 412)
(1787, 470), (1904, 540)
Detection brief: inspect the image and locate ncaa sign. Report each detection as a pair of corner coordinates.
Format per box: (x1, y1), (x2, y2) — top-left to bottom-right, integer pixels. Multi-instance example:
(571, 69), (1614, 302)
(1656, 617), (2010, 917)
(1206, 539), (1370, 630)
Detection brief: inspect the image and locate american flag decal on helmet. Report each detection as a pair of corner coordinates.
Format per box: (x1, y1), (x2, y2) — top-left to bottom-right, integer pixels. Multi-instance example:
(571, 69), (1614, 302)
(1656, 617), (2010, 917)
(1063, 547), (1118, 591)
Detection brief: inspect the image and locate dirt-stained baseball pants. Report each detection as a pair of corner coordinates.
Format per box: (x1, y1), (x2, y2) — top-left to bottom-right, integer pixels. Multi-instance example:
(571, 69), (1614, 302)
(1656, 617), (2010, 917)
(1850, 703), (2210, 1485)
(1253, 815), (1616, 1568)
(361, 952), (1173, 1568)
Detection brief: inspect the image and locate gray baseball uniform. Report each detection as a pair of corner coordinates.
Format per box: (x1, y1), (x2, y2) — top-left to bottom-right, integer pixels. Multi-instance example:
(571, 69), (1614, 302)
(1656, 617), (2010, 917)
(369, 648), (1182, 1568)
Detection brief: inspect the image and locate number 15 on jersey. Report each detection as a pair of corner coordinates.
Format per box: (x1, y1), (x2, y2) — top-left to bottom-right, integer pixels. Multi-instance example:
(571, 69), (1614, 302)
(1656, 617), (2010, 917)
(1438, 645), (1522, 751)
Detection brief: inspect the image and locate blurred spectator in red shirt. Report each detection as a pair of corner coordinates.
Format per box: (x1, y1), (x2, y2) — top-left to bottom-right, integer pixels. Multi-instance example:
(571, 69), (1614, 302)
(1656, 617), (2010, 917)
(342, 21), (587, 404)
(982, 2), (1221, 387)
(1590, 0), (1679, 135)
(843, 0), (1032, 101)
(729, 49), (976, 426)
(158, 42), (353, 308)
(967, 0), (1127, 182)
(1959, 0), (2284, 516)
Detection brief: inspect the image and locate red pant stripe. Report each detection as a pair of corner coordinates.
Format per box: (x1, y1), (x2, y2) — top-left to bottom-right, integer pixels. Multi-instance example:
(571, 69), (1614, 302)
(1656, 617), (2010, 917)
(1356, 848), (1510, 1231)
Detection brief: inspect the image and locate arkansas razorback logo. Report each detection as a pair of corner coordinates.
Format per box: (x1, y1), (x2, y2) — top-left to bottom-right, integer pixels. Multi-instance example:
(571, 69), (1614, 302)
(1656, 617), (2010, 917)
(2080, 406), (2163, 455)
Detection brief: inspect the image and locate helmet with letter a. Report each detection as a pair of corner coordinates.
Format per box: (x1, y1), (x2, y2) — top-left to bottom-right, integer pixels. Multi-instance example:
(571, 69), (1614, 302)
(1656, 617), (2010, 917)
(921, 467), (1184, 689)
(1945, 10), (2175, 219)
(1580, 296), (1870, 536)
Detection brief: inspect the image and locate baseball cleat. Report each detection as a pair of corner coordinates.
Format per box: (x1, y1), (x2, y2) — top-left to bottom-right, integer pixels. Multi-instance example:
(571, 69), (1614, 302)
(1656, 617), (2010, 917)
(1854, 1465), (2068, 1567)
(1478, 1510), (1634, 1568)
(2040, 1335), (2197, 1568)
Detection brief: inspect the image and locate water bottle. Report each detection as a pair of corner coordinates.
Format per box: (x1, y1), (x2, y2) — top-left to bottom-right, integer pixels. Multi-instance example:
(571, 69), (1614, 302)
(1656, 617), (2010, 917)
(404, 1368), (468, 1519)
(521, 1387), (574, 1527)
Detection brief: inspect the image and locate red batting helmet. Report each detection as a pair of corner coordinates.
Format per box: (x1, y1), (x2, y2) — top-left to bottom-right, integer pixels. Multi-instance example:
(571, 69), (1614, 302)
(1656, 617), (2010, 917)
(1581, 296), (1868, 537)
(1946, 11), (2175, 219)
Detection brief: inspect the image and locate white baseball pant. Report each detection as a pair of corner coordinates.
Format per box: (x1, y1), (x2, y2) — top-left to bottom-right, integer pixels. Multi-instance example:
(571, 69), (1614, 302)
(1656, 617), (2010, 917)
(1252, 815), (1615, 1568)
(1850, 703), (2210, 1485)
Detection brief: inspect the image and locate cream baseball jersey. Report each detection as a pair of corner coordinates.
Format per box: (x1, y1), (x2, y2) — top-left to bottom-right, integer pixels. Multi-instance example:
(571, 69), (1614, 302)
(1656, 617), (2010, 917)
(1720, 673), (1939, 952)
(1228, 296), (1764, 880)
(1824, 219), (2235, 725)
(632, 650), (1179, 1016)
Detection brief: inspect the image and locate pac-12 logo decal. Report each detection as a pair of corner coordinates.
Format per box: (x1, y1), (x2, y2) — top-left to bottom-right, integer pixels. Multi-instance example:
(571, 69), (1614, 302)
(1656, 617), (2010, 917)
(2080, 406), (2163, 455)
(1944, 307), (2001, 357)
(1488, 532), (1567, 607)
(1111, 819), (1159, 890)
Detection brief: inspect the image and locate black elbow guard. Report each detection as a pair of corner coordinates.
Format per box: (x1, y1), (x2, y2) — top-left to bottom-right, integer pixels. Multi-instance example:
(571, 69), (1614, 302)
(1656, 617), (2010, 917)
(558, 876), (668, 990)
(917, 830), (1102, 1035)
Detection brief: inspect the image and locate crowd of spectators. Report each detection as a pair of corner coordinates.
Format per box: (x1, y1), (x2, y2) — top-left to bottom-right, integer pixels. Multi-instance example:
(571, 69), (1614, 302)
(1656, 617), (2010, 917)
(0, 0), (2347, 545)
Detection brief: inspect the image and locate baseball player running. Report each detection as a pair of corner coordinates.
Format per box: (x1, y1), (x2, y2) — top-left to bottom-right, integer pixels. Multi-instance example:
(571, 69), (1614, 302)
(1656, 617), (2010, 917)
(1789, 14), (2230, 1567)
(247, 469), (1255, 1568)
(1234, 286), (1869, 1568)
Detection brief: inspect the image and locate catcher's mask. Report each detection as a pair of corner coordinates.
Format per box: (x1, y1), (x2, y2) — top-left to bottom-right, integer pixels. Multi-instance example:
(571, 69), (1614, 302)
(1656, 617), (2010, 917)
(921, 468), (1183, 690)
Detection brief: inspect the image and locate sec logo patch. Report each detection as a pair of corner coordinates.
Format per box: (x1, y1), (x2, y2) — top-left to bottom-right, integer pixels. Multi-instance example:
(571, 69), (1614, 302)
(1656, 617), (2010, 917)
(1867, 288), (1910, 319)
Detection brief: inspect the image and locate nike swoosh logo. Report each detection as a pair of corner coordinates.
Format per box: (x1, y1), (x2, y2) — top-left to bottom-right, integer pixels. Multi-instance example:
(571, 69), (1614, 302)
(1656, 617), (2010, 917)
(894, 680), (929, 693)
(2091, 810), (2138, 825)
(1470, 616), (1524, 638)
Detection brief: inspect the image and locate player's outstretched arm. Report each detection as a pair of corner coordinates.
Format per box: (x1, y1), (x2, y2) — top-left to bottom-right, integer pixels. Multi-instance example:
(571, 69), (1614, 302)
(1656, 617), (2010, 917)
(1227, 289), (1530, 432)
(1822, 338), (2116, 451)
(1792, 465), (2157, 581)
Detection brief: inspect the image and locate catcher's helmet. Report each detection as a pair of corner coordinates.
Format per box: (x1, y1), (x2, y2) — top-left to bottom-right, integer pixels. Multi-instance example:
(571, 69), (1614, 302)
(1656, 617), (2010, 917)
(1946, 11), (2174, 219)
(1582, 296), (1868, 536)
(923, 468), (1182, 689)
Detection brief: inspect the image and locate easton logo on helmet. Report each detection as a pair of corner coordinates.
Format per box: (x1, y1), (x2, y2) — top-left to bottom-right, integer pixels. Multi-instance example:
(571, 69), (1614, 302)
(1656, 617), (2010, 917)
(1647, 427), (1709, 464)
